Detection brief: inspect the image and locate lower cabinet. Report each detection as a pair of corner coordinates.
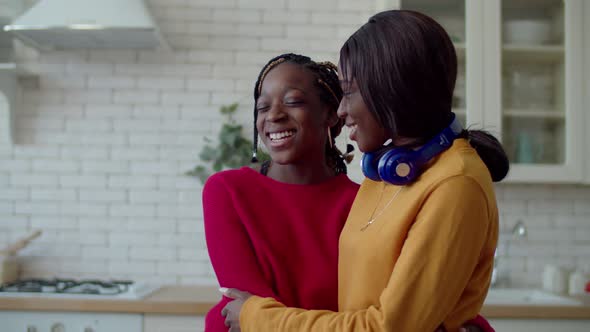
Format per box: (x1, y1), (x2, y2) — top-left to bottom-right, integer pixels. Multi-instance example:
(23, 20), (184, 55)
(488, 318), (590, 332)
(0, 311), (143, 332)
(143, 314), (205, 332)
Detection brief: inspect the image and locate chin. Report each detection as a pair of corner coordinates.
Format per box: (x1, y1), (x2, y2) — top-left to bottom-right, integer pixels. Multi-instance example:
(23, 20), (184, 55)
(355, 140), (371, 153)
(267, 152), (294, 165)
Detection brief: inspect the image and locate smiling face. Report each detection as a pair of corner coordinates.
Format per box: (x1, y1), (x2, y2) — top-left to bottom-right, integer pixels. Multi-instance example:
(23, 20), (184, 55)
(255, 62), (335, 165)
(337, 67), (388, 153)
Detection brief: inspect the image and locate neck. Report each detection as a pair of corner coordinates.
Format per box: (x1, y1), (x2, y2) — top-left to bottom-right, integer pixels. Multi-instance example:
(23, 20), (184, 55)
(266, 159), (336, 185)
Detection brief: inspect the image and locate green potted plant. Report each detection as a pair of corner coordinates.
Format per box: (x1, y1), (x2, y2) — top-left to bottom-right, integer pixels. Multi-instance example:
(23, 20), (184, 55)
(186, 103), (269, 184)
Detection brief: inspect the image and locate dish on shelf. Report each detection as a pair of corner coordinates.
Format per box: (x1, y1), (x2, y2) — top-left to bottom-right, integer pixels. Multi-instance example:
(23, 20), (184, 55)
(503, 64), (554, 110)
(504, 19), (551, 44)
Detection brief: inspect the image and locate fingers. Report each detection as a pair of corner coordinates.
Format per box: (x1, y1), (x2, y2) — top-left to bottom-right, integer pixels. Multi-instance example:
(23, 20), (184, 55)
(221, 305), (228, 317)
(222, 288), (250, 300)
(220, 287), (240, 299)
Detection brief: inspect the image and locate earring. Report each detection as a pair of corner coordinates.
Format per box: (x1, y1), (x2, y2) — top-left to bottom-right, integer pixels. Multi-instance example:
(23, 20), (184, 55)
(342, 127), (355, 163)
(327, 127), (333, 149)
(251, 140), (261, 163)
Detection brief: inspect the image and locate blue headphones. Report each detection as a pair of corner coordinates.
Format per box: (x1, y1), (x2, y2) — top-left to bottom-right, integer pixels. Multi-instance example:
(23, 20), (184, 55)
(361, 113), (463, 186)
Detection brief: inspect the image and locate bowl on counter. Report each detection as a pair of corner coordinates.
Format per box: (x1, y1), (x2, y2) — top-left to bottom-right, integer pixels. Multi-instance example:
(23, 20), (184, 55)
(504, 19), (551, 44)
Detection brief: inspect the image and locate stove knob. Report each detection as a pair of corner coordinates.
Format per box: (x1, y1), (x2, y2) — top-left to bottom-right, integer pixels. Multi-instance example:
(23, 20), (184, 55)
(26, 326), (37, 332)
(50, 322), (65, 332)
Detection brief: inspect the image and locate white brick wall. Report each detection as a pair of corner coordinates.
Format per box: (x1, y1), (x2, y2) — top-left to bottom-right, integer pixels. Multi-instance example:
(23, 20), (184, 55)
(1, 0), (588, 289)
(491, 184), (590, 287)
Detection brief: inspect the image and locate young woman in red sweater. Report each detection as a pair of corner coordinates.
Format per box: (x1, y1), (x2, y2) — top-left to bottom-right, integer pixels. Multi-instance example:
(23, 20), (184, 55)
(203, 53), (493, 332)
(203, 53), (359, 332)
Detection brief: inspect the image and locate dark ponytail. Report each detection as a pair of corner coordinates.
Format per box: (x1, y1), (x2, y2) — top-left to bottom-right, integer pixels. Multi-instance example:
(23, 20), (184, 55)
(464, 130), (509, 182)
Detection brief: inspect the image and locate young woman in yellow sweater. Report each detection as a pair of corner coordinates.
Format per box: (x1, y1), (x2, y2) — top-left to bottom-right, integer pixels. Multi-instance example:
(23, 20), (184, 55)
(221, 10), (509, 332)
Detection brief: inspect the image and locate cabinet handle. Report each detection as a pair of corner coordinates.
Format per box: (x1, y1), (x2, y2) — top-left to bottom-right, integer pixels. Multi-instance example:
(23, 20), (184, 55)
(50, 322), (65, 332)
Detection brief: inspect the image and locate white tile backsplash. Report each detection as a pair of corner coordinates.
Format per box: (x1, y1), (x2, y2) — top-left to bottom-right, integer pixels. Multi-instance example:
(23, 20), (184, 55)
(0, 0), (588, 288)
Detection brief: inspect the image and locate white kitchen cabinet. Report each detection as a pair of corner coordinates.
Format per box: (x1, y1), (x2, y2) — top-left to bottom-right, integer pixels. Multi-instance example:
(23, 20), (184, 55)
(489, 318), (590, 331)
(399, 0), (587, 183)
(0, 64), (17, 145)
(143, 314), (205, 332)
(0, 311), (143, 332)
(584, 1), (590, 184)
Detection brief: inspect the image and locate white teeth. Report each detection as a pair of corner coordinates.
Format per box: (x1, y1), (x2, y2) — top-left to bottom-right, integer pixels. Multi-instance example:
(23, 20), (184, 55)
(269, 130), (294, 141)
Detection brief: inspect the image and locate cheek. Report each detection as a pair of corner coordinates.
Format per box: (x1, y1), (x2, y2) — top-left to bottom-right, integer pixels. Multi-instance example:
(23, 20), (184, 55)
(255, 115), (264, 134)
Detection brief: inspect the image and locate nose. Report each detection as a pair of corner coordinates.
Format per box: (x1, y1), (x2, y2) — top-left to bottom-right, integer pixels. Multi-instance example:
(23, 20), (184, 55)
(266, 103), (286, 122)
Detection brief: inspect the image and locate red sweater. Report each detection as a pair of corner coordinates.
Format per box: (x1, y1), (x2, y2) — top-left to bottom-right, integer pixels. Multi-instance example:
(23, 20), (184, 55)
(203, 167), (359, 331)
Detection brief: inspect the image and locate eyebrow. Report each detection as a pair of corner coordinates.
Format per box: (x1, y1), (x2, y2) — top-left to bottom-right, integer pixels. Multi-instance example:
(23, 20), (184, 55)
(258, 86), (308, 98)
(286, 87), (307, 94)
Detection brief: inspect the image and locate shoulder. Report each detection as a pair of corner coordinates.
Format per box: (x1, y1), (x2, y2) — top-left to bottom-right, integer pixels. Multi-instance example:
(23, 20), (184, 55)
(337, 174), (361, 190)
(425, 139), (492, 189)
(203, 167), (256, 194)
(411, 139), (499, 214)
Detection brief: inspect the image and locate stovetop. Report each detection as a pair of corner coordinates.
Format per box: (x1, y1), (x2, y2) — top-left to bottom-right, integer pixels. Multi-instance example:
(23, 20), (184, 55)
(0, 278), (160, 299)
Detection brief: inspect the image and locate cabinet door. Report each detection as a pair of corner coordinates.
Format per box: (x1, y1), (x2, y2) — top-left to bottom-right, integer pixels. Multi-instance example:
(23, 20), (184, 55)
(143, 314), (205, 332)
(0, 311), (143, 332)
(584, 1), (590, 184)
(399, 0), (482, 128)
(484, 0), (584, 183)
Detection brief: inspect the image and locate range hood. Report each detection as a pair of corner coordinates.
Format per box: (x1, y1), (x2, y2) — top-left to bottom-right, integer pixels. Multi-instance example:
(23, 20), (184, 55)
(3, 0), (168, 50)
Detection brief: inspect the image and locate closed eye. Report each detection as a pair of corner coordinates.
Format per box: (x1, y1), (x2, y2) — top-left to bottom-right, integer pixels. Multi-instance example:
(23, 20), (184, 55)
(285, 101), (303, 106)
(256, 105), (269, 112)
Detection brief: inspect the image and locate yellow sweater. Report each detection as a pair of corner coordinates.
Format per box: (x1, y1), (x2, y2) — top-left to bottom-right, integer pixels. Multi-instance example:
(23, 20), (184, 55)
(240, 139), (499, 332)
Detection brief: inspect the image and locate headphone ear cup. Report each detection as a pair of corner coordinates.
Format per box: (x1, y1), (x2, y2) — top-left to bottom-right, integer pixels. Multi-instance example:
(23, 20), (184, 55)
(361, 152), (382, 181)
(378, 148), (417, 186)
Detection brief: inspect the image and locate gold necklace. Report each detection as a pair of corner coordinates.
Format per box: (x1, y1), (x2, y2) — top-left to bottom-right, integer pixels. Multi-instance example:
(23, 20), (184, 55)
(360, 185), (404, 231)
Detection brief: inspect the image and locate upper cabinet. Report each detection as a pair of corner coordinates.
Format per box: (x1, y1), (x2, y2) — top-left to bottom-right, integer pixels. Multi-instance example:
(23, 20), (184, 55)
(399, 0), (586, 183)
(395, 0), (469, 127)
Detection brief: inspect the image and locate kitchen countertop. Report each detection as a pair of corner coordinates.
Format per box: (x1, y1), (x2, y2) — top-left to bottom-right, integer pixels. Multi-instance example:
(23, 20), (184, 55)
(1, 286), (589, 318)
(0, 286), (219, 315)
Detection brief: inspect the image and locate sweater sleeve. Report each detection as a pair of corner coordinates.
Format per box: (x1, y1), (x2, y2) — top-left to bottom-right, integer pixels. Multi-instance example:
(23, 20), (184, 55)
(240, 176), (493, 332)
(468, 315), (495, 332)
(203, 173), (279, 330)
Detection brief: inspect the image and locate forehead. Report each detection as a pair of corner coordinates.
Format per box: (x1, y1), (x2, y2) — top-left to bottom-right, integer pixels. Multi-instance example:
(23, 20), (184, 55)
(260, 62), (316, 92)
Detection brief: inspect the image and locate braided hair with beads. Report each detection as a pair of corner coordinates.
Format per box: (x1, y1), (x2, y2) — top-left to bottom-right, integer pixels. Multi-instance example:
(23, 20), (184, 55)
(251, 53), (353, 175)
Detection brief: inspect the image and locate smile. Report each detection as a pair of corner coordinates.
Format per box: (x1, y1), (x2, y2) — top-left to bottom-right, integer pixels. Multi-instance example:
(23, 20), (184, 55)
(268, 130), (295, 141)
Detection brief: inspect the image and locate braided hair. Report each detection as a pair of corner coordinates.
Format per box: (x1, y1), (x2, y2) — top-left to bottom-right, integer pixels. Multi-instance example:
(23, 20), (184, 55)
(251, 53), (351, 175)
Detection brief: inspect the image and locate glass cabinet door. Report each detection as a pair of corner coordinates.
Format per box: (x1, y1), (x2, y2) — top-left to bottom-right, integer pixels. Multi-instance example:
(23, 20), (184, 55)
(496, 0), (583, 182)
(501, 0), (565, 165)
(399, 0), (468, 126)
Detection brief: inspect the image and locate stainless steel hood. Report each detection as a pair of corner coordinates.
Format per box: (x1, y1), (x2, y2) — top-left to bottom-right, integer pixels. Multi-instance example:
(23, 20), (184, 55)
(3, 0), (168, 50)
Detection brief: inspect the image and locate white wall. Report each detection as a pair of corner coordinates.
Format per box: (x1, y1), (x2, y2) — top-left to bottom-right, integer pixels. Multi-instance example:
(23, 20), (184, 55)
(0, 0), (588, 287)
(0, 0), (376, 285)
